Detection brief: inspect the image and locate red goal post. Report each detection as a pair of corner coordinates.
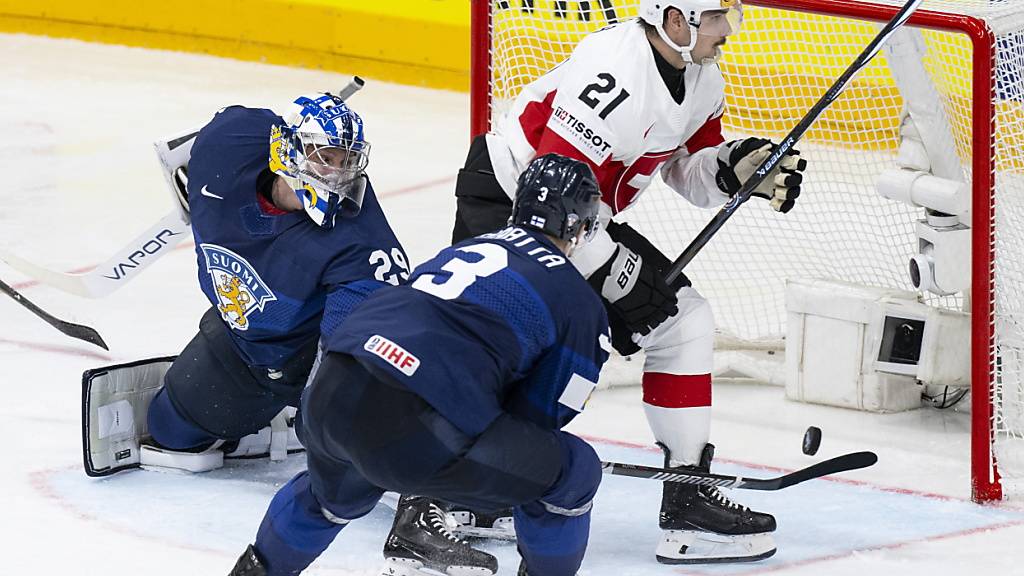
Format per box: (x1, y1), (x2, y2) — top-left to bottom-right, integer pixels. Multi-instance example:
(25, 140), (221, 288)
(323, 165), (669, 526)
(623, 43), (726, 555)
(469, 0), (1024, 503)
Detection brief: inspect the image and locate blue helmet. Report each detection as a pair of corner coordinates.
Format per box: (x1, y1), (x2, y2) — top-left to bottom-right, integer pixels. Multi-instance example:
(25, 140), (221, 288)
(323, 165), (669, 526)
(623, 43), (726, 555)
(512, 154), (602, 247)
(270, 93), (370, 228)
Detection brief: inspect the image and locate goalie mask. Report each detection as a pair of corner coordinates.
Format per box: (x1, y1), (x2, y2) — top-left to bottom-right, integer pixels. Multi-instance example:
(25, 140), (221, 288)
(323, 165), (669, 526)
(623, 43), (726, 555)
(270, 93), (370, 228)
(639, 0), (744, 65)
(512, 154), (602, 250)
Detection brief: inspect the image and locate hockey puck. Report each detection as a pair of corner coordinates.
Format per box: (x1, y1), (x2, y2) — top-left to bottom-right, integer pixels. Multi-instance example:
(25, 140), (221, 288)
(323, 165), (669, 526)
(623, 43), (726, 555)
(802, 426), (822, 455)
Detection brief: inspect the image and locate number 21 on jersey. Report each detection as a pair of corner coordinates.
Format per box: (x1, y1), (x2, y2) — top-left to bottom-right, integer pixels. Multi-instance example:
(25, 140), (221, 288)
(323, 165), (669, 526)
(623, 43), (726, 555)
(412, 244), (508, 300)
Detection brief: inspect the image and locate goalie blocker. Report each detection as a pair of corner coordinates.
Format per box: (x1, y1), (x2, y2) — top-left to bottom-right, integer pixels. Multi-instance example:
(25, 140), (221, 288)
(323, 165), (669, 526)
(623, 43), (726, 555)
(82, 356), (303, 477)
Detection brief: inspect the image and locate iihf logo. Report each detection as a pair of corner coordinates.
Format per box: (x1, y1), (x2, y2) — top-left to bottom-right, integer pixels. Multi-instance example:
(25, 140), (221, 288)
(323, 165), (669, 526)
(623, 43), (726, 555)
(200, 244), (277, 331)
(364, 334), (420, 376)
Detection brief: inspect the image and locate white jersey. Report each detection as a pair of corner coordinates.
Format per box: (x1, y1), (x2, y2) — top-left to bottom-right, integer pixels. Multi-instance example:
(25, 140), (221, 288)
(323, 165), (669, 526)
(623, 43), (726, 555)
(486, 19), (732, 274)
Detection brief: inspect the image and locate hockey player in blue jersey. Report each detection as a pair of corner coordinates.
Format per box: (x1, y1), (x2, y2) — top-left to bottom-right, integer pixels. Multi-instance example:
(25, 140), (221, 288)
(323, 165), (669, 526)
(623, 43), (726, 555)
(82, 90), (500, 574)
(226, 154), (611, 576)
(136, 93), (413, 467)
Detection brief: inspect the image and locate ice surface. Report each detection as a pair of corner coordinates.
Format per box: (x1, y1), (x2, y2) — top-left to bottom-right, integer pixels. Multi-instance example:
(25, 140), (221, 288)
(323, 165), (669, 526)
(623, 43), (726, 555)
(2, 32), (1023, 576)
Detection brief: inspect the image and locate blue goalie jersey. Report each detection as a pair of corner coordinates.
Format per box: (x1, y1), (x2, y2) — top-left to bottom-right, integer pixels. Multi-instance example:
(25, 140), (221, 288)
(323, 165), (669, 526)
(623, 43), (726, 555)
(327, 226), (611, 436)
(186, 105), (408, 368)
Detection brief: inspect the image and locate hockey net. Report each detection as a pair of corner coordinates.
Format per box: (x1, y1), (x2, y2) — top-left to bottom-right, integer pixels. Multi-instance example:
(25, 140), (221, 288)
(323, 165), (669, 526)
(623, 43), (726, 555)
(472, 0), (1024, 502)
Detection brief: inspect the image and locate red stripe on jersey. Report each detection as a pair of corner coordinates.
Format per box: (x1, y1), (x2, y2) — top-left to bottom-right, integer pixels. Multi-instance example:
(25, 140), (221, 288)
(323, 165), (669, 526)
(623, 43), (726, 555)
(609, 150), (675, 214)
(684, 114), (725, 154)
(642, 372), (712, 408)
(519, 90), (559, 151)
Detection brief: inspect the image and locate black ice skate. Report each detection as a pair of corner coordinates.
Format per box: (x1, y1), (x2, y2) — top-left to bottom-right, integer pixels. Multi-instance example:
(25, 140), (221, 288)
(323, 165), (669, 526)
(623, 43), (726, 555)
(656, 443), (776, 564)
(449, 506), (516, 541)
(228, 544), (267, 576)
(382, 496), (498, 576)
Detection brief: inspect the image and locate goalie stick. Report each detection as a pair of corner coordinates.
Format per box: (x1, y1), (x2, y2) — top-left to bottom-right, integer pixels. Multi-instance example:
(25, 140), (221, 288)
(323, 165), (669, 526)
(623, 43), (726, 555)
(602, 450), (878, 490)
(663, 0), (925, 285)
(0, 211), (191, 299)
(0, 77), (367, 298)
(0, 277), (108, 350)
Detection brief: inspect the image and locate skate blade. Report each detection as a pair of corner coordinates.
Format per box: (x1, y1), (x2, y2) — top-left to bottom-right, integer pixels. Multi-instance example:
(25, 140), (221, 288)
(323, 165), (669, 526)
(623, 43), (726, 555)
(655, 531), (776, 565)
(382, 558), (496, 576)
(450, 524), (516, 541)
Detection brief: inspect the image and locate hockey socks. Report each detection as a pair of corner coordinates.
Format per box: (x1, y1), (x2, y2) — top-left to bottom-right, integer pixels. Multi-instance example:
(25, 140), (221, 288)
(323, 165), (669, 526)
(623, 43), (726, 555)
(254, 471), (373, 576)
(641, 372), (712, 466)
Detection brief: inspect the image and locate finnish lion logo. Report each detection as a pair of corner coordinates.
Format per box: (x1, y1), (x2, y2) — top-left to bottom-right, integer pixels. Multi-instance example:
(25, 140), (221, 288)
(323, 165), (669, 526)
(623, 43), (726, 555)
(200, 244), (276, 331)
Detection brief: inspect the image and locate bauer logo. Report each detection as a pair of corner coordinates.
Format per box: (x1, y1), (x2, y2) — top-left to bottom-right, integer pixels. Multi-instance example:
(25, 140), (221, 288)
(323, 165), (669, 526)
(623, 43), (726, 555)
(200, 244), (277, 331)
(364, 335), (420, 376)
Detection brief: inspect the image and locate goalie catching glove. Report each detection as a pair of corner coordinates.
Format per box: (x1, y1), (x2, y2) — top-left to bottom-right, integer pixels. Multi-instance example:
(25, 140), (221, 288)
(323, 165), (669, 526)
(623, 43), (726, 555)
(590, 233), (689, 338)
(715, 138), (807, 213)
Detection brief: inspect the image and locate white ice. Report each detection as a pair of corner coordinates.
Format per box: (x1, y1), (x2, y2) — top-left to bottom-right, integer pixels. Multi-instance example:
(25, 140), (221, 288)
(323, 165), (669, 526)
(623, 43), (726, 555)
(1, 33), (1023, 576)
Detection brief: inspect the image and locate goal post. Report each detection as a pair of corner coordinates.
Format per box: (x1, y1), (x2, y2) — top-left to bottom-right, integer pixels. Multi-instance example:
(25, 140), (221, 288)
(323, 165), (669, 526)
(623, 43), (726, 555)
(470, 0), (1024, 503)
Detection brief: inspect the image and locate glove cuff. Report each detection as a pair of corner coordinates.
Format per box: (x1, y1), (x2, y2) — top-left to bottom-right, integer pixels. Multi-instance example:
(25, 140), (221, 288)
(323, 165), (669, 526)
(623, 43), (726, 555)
(600, 245), (642, 304)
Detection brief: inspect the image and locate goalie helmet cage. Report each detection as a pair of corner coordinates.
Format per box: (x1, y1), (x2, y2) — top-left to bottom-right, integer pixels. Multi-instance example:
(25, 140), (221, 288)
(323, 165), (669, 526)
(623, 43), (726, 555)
(470, 0), (1024, 503)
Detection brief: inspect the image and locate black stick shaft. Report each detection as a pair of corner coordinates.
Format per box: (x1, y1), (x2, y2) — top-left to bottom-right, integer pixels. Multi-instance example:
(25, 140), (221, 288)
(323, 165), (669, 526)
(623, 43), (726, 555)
(602, 451), (877, 491)
(1, 278), (109, 350)
(664, 0), (925, 284)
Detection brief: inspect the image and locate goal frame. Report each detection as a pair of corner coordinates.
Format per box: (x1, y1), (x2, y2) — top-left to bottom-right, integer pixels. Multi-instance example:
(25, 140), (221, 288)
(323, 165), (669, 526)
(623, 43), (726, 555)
(469, 0), (1000, 502)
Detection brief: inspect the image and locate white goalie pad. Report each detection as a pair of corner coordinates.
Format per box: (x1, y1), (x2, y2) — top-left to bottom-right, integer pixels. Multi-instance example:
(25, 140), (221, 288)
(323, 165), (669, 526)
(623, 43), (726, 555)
(154, 126), (200, 224)
(82, 357), (175, 477)
(224, 407), (304, 461)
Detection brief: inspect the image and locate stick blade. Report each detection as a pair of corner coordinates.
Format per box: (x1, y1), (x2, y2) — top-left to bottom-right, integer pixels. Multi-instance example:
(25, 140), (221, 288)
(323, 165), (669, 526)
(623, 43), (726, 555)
(57, 320), (109, 350)
(772, 451), (878, 490)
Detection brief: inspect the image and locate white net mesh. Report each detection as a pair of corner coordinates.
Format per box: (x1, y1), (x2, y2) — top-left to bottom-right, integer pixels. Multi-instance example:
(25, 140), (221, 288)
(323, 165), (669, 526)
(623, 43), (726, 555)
(484, 0), (1024, 499)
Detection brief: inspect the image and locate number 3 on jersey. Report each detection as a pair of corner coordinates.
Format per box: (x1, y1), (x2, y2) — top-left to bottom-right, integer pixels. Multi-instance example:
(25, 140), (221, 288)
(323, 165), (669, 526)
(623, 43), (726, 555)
(412, 244), (508, 300)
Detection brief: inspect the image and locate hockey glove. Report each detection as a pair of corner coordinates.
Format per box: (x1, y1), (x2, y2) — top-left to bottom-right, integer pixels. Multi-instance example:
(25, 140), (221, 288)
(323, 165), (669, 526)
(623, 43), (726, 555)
(715, 138), (807, 213)
(590, 243), (680, 337)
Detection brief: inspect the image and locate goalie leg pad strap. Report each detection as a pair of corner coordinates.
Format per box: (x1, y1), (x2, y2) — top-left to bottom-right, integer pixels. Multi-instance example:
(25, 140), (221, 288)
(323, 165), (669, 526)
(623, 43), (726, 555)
(224, 407), (304, 460)
(82, 356), (176, 476)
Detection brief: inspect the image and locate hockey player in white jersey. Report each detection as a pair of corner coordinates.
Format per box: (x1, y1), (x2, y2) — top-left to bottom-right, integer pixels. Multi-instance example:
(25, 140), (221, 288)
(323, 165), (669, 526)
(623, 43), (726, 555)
(449, 0), (807, 564)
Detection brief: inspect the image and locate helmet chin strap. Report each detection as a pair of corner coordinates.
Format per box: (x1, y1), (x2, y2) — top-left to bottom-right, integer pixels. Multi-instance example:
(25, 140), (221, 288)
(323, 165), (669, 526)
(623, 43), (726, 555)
(655, 22), (722, 66)
(655, 22), (698, 64)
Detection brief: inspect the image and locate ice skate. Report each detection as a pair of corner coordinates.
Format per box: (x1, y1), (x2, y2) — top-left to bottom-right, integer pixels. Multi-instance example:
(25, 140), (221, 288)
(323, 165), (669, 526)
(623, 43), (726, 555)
(449, 506), (515, 541)
(656, 444), (776, 564)
(382, 496), (498, 576)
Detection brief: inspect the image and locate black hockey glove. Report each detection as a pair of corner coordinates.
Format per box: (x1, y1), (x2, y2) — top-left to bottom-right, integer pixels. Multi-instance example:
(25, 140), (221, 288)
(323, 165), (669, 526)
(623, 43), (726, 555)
(715, 138), (807, 213)
(590, 243), (681, 337)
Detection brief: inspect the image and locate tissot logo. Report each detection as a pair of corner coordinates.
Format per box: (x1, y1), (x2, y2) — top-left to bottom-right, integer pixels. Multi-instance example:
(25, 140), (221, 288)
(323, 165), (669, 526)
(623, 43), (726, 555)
(550, 106), (613, 164)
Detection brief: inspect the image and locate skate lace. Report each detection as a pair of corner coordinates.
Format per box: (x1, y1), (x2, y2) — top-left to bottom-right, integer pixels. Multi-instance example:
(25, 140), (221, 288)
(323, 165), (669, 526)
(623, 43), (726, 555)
(705, 487), (749, 511)
(425, 503), (464, 544)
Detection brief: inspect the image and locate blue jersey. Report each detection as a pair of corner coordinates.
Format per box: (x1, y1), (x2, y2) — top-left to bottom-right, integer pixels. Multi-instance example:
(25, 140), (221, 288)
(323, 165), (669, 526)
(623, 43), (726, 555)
(186, 105), (408, 368)
(327, 226), (611, 436)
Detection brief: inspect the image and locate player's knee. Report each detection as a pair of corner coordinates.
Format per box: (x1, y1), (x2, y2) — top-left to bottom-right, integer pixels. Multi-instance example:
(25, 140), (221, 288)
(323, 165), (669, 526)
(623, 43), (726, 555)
(543, 433), (601, 512)
(642, 287), (715, 352)
(672, 287), (715, 340)
(147, 387), (218, 450)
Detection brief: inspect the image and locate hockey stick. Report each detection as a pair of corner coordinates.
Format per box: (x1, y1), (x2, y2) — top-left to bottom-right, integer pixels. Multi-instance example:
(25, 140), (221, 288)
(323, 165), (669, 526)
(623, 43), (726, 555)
(0, 210), (190, 299)
(602, 451), (877, 490)
(0, 77), (367, 298)
(0, 277), (108, 350)
(664, 0), (925, 284)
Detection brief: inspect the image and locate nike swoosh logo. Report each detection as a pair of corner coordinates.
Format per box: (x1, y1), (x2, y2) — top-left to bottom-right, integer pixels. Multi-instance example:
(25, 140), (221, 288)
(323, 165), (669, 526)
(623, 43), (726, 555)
(200, 185), (224, 200)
